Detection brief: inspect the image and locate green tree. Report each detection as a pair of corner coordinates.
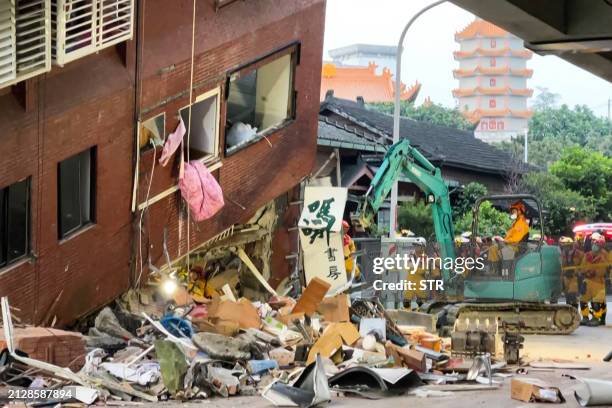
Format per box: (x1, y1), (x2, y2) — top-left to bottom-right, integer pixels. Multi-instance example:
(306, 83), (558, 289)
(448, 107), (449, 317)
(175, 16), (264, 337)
(397, 200), (434, 239)
(550, 147), (612, 219)
(368, 101), (476, 131)
(455, 201), (512, 237)
(495, 137), (573, 169)
(453, 182), (488, 220)
(529, 104), (611, 145)
(494, 103), (611, 169)
(531, 87), (561, 110)
(518, 171), (597, 236)
(585, 133), (612, 158)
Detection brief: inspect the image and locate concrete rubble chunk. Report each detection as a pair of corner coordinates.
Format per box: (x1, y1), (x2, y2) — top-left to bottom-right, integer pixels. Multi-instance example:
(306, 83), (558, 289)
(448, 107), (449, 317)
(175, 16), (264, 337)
(95, 307), (135, 340)
(192, 332), (252, 360)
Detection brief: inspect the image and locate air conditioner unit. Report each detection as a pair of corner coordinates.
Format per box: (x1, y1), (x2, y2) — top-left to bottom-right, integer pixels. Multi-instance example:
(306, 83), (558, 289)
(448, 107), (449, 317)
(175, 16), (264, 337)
(51, 0), (133, 66)
(0, 0), (51, 90)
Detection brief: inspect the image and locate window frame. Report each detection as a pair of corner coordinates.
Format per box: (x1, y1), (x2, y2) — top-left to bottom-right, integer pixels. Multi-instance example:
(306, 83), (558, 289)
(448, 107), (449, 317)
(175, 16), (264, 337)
(138, 112), (166, 153)
(224, 42), (299, 156)
(57, 147), (96, 240)
(0, 178), (31, 269)
(135, 88), (223, 212)
(179, 87), (222, 166)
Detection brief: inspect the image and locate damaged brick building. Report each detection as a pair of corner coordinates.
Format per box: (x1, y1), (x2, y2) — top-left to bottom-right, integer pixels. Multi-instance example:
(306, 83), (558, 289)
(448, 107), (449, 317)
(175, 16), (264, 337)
(0, 0), (325, 325)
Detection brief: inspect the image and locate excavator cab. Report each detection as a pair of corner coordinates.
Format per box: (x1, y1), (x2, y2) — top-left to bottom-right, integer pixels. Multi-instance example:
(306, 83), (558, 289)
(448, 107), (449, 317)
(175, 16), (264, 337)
(463, 194), (563, 303)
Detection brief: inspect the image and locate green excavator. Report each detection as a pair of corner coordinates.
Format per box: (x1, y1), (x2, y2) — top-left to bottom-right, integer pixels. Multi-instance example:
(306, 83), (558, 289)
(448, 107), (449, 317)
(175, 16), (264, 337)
(352, 139), (581, 335)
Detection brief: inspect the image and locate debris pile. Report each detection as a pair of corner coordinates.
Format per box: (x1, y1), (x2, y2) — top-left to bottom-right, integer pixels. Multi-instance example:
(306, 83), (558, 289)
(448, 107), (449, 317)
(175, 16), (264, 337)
(0, 276), (608, 406)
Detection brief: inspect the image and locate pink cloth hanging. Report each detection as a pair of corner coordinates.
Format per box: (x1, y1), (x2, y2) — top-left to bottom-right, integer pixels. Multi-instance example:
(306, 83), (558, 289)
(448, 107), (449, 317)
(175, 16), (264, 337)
(159, 118), (186, 167)
(179, 160), (224, 222)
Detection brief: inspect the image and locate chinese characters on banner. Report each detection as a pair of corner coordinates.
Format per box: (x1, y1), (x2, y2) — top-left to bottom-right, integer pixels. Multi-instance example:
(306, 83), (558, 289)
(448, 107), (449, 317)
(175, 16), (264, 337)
(299, 187), (348, 292)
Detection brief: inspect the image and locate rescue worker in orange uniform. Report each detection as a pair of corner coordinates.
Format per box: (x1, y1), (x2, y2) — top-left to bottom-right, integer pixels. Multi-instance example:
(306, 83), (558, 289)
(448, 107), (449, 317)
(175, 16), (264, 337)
(486, 236), (502, 276)
(579, 233), (610, 326)
(559, 236), (584, 310)
(403, 241), (429, 310)
(342, 220), (360, 280)
(504, 201), (530, 245)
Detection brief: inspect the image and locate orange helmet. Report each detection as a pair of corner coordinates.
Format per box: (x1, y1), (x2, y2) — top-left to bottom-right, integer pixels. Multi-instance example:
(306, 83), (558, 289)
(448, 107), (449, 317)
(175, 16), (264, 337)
(510, 201), (526, 214)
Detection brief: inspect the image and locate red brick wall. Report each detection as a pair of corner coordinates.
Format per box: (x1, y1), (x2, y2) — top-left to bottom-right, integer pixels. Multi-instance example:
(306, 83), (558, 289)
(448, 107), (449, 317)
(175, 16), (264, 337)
(0, 0), (326, 324)
(0, 50), (135, 325)
(135, 0), (325, 272)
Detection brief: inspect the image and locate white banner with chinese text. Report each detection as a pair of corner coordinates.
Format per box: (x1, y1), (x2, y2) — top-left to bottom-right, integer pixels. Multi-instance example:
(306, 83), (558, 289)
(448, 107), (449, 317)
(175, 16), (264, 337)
(299, 187), (348, 292)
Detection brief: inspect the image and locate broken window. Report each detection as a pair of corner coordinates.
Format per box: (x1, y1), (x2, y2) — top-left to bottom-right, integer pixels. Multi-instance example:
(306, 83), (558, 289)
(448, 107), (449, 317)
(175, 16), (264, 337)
(58, 147), (95, 238)
(180, 88), (220, 162)
(139, 113), (165, 152)
(0, 178), (30, 267)
(225, 50), (296, 154)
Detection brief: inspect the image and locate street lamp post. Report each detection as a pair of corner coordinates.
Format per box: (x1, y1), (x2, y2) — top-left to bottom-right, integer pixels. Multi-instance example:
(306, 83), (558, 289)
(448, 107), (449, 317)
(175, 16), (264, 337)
(389, 0), (447, 238)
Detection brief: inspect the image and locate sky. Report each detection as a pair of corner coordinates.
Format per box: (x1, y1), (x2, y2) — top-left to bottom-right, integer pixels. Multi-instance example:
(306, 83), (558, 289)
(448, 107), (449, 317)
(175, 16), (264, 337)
(323, 0), (612, 118)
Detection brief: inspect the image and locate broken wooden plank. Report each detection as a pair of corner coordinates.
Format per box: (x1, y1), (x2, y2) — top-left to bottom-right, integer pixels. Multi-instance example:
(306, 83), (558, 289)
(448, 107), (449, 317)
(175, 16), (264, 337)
(236, 247), (278, 296)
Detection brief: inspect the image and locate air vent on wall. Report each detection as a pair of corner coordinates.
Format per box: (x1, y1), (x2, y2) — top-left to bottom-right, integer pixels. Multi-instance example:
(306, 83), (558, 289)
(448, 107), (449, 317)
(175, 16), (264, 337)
(0, 0), (51, 90)
(51, 0), (133, 66)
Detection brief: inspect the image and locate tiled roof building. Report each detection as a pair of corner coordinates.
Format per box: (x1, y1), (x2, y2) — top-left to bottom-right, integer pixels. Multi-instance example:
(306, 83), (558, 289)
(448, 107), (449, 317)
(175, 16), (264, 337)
(321, 62), (421, 103)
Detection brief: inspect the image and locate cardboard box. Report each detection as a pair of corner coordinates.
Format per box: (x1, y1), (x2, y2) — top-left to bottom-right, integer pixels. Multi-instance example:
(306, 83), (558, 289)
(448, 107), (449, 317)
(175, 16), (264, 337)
(207, 298), (261, 329)
(292, 277), (331, 316)
(307, 322), (360, 364)
(511, 378), (565, 403)
(385, 342), (427, 372)
(317, 294), (349, 322)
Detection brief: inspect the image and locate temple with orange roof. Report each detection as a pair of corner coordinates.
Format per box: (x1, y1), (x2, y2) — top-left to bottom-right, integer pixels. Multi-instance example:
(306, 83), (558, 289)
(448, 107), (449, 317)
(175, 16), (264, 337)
(320, 62), (421, 103)
(453, 18), (533, 142)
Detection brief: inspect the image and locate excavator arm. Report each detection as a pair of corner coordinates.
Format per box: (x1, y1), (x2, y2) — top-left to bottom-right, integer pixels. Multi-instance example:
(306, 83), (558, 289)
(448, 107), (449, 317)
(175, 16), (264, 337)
(352, 139), (457, 285)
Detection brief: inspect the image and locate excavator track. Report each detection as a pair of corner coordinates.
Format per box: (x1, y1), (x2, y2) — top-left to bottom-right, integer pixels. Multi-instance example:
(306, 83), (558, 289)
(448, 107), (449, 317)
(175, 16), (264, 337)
(435, 302), (581, 335)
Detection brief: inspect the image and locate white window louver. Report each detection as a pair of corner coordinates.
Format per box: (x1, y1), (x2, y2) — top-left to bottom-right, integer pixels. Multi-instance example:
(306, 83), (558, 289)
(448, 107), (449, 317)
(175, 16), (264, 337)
(52, 0), (133, 66)
(0, 0), (51, 90)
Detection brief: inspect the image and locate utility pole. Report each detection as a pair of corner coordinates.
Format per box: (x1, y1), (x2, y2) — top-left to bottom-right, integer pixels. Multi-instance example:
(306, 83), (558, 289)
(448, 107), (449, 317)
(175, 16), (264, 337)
(390, 0), (447, 238)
